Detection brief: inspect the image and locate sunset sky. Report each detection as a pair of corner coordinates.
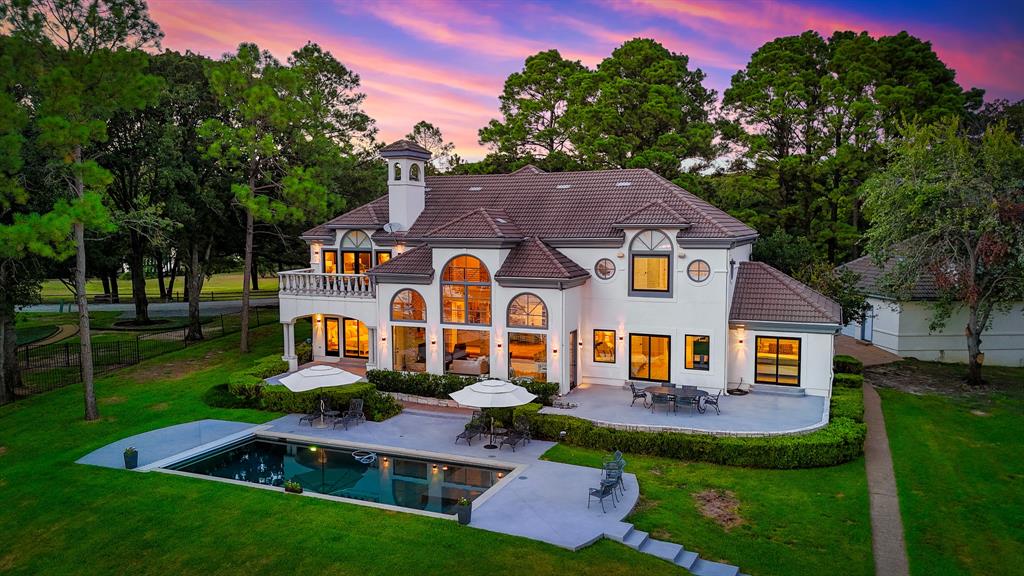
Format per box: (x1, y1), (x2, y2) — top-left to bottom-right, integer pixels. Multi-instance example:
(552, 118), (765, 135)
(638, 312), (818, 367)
(150, 0), (1024, 160)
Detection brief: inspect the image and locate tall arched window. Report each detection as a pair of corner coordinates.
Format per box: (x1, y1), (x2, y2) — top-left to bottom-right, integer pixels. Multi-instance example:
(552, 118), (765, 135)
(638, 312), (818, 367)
(393, 162), (402, 181)
(340, 230), (372, 274)
(391, 289), (426, 321)
(507, 293), (547, 328)
(409, 163), (421, 181)
(441, 255), (491, 325)
(630, 229), (672, 295)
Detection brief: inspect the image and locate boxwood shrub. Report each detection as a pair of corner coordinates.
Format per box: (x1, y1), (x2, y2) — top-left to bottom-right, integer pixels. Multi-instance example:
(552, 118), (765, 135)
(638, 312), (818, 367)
(225, 355), (402, 422)
(834, 373), (864, 388)
(833, 354), (864, 374)
(830, 387), (864, 423)
(513, 400), (866, 469)
(365, 369), (560, 406)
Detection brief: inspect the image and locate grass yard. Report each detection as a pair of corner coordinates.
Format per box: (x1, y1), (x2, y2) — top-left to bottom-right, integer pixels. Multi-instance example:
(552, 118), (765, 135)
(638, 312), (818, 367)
(878, 372), (1024, 576)
(37, 272), (279, 301)
(545, 445), (873, 576)
(0, 326), (685, 576)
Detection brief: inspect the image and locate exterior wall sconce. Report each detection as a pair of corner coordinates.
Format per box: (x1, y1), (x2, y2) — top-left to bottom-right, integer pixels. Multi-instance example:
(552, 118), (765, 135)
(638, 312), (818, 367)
(738, 339), (744, 344)
(430, 337), (437, 346)
(382, 457), (389, 465)
(432, 464), (438, 473)
(552, 348), (558, 355)
(381, 336), (387, 342)
(496, 343), (502, 349)
(442, 465), (449, 471)
(578, 340), (583, 347)
(497, 472), (504, 479)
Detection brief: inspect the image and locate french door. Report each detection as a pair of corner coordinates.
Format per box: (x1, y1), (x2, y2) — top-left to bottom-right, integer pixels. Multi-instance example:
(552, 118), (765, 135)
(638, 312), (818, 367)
(568, 329), (578, 389)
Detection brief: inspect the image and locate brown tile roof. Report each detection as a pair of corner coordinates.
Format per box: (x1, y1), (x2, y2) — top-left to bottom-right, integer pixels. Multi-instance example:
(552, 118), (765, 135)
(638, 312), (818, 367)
(366, 245), (433, 277)
(731, 261), (842, 324)
(614, 199), (691, 228)
(509, 164), (545, 175)
(305, 196), (389, 236)
(380, 139), (431, 155)
(424, 207), (523, 239)
(495, 237), (589, 280)
(300, 223), (332, 240)
(840, 252), (939, 300)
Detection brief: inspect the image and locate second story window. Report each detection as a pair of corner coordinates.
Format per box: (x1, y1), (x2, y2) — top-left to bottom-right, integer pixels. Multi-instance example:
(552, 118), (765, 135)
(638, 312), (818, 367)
(341, 230), (372, 274)
(391, 289), (426, 322)
(630, 229), (672, 296)
(442, 255), (491, 325)
(507, 293), (547, 329)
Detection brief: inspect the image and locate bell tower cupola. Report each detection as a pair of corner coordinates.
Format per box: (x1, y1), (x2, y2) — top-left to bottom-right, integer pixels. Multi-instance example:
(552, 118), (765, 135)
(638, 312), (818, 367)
(381, 139), (431, 232)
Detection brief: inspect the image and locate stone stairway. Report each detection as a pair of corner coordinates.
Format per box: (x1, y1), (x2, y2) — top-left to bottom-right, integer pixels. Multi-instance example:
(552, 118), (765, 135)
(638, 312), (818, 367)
(749, 383), (806, 397)
(604, 522), (747, 576)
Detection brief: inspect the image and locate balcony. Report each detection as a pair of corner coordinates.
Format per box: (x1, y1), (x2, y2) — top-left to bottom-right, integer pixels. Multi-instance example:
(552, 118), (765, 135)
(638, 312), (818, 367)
(278, 268), (376, 299)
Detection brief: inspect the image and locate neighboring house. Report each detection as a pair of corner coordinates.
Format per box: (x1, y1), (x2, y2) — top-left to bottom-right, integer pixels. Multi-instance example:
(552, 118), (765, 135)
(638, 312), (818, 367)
(840, 254), (1024, 366)
(278, 140), (842, 399)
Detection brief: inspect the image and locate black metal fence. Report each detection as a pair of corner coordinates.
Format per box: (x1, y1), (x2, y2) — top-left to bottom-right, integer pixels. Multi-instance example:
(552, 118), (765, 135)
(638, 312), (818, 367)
(41, 289), (279, 306)
(8, 307), (279, 403)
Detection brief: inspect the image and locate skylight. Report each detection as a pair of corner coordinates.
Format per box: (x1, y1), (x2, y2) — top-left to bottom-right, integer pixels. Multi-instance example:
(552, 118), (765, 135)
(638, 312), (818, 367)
(556, 184), (571, 189)
(615, 181), (632, 187)
(468, 186), (482, 191)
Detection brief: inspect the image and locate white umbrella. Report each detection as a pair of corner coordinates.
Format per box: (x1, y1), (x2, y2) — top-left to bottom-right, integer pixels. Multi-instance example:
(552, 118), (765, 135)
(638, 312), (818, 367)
(280, 365), (363, 428)
(450, 379), (536, 449)
(279, 364), (362, 393)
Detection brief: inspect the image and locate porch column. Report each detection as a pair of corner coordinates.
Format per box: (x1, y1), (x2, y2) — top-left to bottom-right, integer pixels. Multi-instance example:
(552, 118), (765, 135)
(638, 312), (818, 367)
(366, 326), (377, 370)
(282, 322), (298, 372)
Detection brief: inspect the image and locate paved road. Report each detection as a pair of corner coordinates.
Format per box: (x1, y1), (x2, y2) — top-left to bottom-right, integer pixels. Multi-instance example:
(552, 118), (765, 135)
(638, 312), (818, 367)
(20, 297), (279, 317)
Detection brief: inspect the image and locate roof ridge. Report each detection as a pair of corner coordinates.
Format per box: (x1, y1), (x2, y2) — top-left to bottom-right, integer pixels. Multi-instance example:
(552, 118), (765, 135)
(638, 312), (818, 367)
(615, 198), (689, 224)
(532, 237), (570, 276)
(642, 169), (733, 235)
(750, 261), (838, 320)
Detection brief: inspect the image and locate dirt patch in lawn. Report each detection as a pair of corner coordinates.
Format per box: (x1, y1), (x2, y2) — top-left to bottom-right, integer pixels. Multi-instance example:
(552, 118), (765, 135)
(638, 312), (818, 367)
(128, 349), (226, 382)
(693, 489), (744, 530)
(864, 360), (1023, 399)
(100, 395), (126, 405)
(0, 446), (7, 456)
(149, 402), (170, 411)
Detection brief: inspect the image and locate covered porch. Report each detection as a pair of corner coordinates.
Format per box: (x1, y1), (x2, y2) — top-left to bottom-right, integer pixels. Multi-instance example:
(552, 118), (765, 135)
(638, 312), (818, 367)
(540, 383), (828, 436)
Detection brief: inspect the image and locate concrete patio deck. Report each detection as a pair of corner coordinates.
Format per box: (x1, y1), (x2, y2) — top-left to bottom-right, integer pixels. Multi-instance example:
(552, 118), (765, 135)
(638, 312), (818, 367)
(76, 419), (262, 469)
(540, 383), (828, 436)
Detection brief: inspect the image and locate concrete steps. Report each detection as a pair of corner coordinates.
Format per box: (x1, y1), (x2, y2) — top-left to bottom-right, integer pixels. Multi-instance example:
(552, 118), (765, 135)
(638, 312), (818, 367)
(749, 384), (806, 397)
(607, 525), (742, 575)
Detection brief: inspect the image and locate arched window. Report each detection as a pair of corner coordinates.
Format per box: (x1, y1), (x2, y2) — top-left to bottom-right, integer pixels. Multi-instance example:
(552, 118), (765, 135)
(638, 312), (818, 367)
(340, 230), (372, 274)
(391, 289), (426, 321)
(507, 293), (547, 328)
(441, 255), (491, 325)
(393, 162), (402, 181)
(409, 163), (421, 182)
(630, 229), (672, 295)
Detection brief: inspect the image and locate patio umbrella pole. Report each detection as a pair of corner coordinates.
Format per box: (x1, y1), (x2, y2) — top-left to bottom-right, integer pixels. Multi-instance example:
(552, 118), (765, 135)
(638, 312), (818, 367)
(484, 417), (498, 450)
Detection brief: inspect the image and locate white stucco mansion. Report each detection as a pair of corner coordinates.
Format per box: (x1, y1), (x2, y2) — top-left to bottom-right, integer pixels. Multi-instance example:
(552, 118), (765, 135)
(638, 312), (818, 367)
(278, 140), (843, 398)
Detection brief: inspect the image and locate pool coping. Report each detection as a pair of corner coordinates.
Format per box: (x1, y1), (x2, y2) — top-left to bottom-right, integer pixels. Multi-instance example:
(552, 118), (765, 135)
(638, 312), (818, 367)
(148, 429), (528, 522)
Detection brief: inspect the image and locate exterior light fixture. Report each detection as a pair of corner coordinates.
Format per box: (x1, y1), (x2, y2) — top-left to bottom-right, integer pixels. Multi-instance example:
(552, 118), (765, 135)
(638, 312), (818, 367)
(432, 464), (438, 473)
(430, 338), (437, 346)
(309, 446), (317, 452)
(442, 465), (449, 471)
(382, 456), (389, 464)
(497, 472), (504, 479)
(578, 340), (583, 347)
(552, 348), (558, 355)
(496, 342), (502, 349)
(381, 336), (387, 342)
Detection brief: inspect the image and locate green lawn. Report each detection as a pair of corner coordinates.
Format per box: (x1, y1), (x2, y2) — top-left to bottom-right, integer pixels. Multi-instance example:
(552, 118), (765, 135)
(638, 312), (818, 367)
(14, 325), (58, 346)
(0, 326), (686, 576)
(545, 445), (873, 576)
(880, 379), (1024, 576)
(37, 272), (279, 301)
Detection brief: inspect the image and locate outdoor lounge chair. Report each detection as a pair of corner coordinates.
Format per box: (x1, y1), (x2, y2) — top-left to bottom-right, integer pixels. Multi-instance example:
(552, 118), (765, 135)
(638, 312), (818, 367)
(588, 481), (617, 513)
(298, 405), (323, 426)
(499, 430), (525, 451)
(628, 382), (649, 408)
(455, 421), (485, 445)
(700, 390), (722, 415)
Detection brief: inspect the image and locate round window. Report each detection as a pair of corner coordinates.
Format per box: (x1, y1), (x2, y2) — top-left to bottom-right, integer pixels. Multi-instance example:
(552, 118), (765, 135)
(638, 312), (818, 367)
(687, 259), (711, 282)
(595, 258), (616, 280)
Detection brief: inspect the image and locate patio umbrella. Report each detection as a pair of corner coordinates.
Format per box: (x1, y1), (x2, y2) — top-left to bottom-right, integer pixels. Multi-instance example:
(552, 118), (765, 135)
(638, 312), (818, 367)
(279, 365), (363, 427)
(449, 379), (536, 449)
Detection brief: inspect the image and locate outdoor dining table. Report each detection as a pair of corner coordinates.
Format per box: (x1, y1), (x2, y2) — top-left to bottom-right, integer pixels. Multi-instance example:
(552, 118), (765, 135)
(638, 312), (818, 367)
(646, 385), (709, 413)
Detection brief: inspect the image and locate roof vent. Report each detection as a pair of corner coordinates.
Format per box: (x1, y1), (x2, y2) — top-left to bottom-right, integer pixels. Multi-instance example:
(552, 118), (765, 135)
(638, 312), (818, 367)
(556, 184), (571, 189)
(495, 217), (508, 224)
(615, 181), (632, 187)
(468, 186), (482, 191)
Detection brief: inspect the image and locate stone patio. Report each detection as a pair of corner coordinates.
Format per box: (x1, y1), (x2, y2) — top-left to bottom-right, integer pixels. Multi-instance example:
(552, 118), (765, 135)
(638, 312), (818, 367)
(540, 383), (828, 436)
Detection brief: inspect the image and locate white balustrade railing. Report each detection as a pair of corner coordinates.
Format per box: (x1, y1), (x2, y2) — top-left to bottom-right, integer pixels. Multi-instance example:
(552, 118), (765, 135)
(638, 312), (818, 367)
(278, 269), (375, 298)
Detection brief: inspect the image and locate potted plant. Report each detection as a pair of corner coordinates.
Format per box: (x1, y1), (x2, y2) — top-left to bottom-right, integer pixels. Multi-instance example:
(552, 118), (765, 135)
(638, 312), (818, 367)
(284, 480), (303, 494)
(455, 496), (472, 525)
(123, 447), (138, 470)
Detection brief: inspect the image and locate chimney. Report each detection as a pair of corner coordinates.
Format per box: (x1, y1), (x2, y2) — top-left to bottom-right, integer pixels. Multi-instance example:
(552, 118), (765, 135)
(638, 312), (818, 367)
(381, 139), (431, 232)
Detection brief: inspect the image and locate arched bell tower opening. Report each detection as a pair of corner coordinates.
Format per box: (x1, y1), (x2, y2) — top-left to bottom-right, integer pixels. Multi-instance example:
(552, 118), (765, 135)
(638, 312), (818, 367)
(381, 140), (432, 232)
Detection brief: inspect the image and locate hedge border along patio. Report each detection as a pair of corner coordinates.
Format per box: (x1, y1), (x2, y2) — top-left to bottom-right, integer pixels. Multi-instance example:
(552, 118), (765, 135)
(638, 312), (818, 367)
(834, 354), (864, 374)
(366, 369), (560, 406)
(226, 354), (402, 422)
(512, 387), (866, 469)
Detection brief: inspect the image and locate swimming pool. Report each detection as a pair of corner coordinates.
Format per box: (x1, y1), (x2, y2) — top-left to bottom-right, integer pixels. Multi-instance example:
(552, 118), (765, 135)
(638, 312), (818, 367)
(166, 437), (513, 515)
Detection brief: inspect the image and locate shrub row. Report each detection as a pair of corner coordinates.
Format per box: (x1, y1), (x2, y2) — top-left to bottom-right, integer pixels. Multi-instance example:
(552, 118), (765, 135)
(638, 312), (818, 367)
(834, 373), (864, 388)
(830, 387), (864, 423)
(296, 342), (313, 364)
(833, 354), (864, 375)
(225, 355), (402, 422)
(512, 402), (867, 469)
(365, 369), (560, 406)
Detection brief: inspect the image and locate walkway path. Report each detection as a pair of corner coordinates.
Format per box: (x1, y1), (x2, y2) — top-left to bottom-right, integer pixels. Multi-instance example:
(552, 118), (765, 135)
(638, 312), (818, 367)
(863, 384), (911, 576)
(836, 334), (902, 366)
(26, 323), (78, 347)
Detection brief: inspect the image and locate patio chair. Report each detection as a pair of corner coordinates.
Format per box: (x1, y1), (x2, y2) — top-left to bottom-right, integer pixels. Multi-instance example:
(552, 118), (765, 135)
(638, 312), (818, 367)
(603, 459), (626, 493)
(298, 404), (323, 426)
(332, 412), (356, 430)
(650, 393), (674, 413)
(455, 421), (485, 446)
(499, 429), (525, 451)
(603, 450), (623, 465)
(588, 481), (617, 513)
(513, 415), (532, 445)
(674, 393), (700, 414)
(628, 382), (649, 408)
(344, 398), (365, 425)
(700, 390), (722, 415)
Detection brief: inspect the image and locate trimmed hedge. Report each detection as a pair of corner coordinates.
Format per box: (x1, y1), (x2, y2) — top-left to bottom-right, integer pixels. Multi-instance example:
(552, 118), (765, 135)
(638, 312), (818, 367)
(830, 387), (864, 423)
(296, 342), (313, 364)
(834, 373), (864, 389)
(512, 397), (867, 469)
(365, 369), (560, 406)
(833, 354), (864, 375)
(225, 355), (402, 422)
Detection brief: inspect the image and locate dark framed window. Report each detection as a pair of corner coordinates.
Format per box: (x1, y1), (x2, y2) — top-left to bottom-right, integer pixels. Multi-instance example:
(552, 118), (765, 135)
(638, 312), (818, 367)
(375, 251), (392, 266)
(391, 289), (426, 322)
(629, 230), (672, 296)
(322, 249), (338, 274)
(629, 333), (670, 382)
(441, 255), (491, 325)
(392, 326), (426, 372)
(595, 258), (616, 280)
(343, 318), (369, 358)
(508, 332), (547, 381)
(593, 329), (616, 363)
(507, 293), (547, 328)
(687, 260), (711, 282)
(685, 335), (710, 370)
(341, 230), (372, 274)
(755, 336), (801, 386)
